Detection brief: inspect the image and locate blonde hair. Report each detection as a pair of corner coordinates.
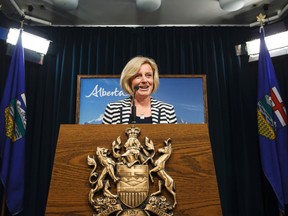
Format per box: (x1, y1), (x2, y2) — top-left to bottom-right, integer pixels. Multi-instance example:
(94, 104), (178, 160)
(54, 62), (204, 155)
(120, 56), (160, 95)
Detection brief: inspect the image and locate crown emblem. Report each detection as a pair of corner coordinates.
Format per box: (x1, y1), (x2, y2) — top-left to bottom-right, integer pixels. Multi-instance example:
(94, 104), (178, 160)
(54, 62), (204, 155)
(125, 126), (140, 138)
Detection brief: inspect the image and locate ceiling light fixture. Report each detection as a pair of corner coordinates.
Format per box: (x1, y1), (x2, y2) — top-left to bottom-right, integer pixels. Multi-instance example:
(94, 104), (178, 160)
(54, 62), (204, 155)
(136, 0), (161, 12)
(219, 0), (244, 12)
(6, 28), (51, 55)
(235, 30), (288, 61)
(246, 30), (288, 61)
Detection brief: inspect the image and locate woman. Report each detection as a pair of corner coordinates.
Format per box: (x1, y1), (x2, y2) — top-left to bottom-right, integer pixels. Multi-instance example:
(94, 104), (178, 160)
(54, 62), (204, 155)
(102, 56), (177, 124)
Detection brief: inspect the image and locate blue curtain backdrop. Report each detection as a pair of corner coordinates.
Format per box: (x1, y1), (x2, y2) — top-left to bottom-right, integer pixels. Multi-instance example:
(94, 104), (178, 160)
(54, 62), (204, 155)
(1, 12), (288, 215)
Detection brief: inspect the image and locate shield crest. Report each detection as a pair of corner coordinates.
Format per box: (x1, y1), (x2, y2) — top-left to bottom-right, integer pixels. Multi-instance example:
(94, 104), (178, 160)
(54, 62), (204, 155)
(117, 164), (149, 208)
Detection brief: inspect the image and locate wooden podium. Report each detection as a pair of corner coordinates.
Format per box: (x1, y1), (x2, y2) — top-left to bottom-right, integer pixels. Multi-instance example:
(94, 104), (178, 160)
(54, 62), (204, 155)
(46, 124), (222, 215)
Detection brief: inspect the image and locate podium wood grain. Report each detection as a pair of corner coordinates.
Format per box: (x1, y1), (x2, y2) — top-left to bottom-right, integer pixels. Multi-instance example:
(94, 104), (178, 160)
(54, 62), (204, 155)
(46, 124), (222, 215)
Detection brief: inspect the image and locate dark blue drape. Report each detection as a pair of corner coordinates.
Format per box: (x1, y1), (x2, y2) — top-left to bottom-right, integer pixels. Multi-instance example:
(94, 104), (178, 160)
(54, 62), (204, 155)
(1, 12), (287, 215)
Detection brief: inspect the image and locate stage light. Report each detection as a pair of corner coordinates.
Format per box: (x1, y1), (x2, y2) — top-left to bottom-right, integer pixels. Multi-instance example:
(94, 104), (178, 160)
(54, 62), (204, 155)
(219, 0), (244, 12)
(6, 28), (50, 55)
(136, 0), (161, 12)
(246, 30), (288, 61)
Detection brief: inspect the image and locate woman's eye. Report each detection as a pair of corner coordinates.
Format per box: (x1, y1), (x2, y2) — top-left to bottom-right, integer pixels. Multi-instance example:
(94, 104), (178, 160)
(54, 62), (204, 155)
(135, 75), (141, 79)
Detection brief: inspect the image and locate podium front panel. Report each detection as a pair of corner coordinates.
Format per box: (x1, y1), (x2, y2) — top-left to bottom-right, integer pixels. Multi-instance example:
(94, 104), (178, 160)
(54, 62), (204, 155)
(46, 124), (222, 215)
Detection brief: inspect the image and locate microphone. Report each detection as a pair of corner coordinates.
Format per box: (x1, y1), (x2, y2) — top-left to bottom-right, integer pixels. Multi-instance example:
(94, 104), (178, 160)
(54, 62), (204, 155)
(131, 85), (139, 124)
(134, 85), (139, 93)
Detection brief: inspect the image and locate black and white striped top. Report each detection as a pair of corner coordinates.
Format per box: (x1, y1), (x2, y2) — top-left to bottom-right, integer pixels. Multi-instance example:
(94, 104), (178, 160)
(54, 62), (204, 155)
(102, 97), (177, 124)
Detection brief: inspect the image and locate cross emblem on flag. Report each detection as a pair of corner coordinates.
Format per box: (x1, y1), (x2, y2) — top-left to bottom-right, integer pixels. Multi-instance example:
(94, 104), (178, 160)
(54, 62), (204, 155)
(271, 86), (288, 127)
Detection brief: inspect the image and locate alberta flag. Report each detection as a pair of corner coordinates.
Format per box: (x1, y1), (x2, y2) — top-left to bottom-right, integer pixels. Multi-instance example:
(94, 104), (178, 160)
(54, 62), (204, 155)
(0, 30), (26, 215)
(257, 27), (288, 212)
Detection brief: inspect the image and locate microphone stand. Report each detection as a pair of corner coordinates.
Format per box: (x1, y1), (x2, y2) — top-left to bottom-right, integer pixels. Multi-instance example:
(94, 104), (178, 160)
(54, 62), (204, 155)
(131, 86), (139, 124)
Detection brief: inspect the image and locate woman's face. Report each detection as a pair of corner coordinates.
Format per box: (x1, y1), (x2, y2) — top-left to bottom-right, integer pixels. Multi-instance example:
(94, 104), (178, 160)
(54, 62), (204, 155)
(131, 63), (154, 98)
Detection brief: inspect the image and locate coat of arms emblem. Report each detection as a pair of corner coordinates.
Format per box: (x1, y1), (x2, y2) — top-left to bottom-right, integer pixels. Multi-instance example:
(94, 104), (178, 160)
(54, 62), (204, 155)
(87, 126), (177, 216)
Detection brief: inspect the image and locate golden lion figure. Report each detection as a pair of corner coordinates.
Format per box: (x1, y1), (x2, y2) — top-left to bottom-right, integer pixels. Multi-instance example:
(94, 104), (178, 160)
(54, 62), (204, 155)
(149, 139), (177, 208)
(87, 147), (119, 205)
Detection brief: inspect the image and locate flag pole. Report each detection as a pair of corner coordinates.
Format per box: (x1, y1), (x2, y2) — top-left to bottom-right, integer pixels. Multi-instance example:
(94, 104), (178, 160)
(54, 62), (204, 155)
(256, 13), (288, 216)
(20, 19), (24, 29)
(1, 194), (5, 216)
